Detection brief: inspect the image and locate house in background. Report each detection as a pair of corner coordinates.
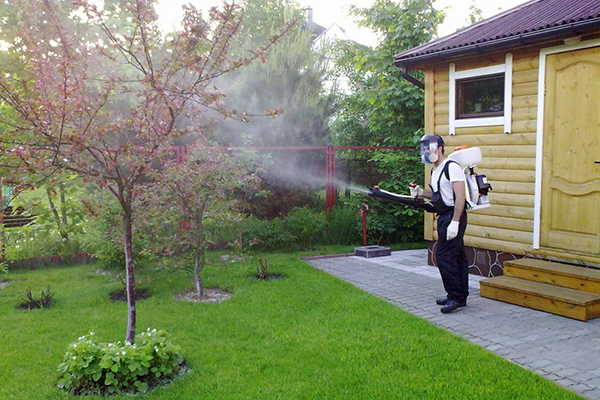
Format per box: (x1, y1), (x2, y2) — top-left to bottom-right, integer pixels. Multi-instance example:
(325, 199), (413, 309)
(305, 7), (356, 92)
(395, 0), (600, 321)
(395, 0), (600, 320)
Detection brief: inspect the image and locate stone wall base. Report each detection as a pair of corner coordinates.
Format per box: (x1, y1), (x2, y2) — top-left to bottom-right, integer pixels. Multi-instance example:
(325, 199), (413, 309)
(426, 241), (525, 277)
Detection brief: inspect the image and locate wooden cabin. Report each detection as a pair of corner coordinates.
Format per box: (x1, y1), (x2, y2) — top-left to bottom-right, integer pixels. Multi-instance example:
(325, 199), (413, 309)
(394, 0), (600, 279)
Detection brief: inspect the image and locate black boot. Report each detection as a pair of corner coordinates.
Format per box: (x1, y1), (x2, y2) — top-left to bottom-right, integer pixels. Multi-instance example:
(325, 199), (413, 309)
(440, 300), (466, 314)
(436, 297), (448, 305)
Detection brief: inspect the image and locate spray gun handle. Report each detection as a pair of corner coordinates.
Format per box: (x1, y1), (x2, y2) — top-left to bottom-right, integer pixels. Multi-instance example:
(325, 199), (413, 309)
(408, 181), (423, 200)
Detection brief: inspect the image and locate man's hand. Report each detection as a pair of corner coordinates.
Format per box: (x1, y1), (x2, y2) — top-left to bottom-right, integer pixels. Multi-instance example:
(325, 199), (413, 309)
(447, 220), (459, 241)
(409, 183), (423, 198)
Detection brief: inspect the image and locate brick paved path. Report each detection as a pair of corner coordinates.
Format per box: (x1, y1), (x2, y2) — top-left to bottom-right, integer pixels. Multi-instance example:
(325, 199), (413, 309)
(306, 249), (600, 400)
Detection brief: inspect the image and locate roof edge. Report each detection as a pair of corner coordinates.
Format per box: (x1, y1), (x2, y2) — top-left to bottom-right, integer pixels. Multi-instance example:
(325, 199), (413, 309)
(395, 18), (600, 69)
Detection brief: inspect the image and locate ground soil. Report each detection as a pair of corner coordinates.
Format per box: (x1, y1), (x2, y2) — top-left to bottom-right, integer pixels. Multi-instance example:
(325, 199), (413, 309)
(174, 288), (232, 303)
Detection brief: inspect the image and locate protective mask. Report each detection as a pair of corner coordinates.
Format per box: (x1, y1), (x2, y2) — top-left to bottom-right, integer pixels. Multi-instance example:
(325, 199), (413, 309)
(420, 142), (438, 164)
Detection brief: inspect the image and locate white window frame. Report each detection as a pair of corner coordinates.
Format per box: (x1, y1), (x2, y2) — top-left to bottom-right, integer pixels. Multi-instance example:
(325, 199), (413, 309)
(448, 53), (513, 135)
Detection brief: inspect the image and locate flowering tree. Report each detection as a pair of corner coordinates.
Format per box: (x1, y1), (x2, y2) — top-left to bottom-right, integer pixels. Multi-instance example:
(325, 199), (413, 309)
(0, 0), (293, 343)
(139, 143), (259, 298)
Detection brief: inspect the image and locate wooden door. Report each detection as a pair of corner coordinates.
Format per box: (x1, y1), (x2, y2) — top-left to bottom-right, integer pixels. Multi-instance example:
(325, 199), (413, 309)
(541, 47), (600, 255)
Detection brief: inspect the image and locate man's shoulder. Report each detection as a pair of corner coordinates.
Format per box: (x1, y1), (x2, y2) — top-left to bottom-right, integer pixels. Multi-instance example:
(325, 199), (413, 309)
(446, 160), (465, 182)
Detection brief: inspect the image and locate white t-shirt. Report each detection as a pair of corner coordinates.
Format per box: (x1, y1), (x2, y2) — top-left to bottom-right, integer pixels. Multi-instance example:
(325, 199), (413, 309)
(430, 159), (465, 207)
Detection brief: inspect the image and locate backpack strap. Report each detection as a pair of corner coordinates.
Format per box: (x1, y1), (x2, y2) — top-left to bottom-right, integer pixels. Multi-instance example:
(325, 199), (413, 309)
(436, 160), (459, 203)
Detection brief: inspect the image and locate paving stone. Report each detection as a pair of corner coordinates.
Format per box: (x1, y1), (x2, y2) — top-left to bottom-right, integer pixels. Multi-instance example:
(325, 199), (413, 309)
(555, 378), (577, 388)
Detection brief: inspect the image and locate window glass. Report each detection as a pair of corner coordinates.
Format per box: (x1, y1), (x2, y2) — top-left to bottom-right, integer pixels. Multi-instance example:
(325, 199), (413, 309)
(456, 74), (504, 119)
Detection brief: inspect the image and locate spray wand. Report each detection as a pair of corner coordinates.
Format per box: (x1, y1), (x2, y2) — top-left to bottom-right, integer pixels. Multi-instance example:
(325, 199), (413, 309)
(367, 186), (436, 213)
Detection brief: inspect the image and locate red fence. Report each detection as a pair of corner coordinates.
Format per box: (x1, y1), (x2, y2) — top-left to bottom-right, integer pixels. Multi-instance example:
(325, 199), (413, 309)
(173, 145), (413, 211)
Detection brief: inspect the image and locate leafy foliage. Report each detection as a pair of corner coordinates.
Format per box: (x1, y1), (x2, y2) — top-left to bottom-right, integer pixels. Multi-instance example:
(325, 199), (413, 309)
(4, 175), (91, 260)
(242, 216), (297, 251)
(212, 0), (331, 147)
(57, 329), (184, 396)
(138, 143), (260, 297)
(79, 197), (154, 270)
(0, 0), (293, 343)
(282, 206), (327, 250)
(328, 0), (444, 240)
(241, 200), (421, 251)
(209, 0), (334, 216)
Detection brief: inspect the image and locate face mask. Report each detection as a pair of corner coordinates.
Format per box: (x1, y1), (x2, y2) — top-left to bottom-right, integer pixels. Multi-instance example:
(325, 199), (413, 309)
(420, 142), (439, 164)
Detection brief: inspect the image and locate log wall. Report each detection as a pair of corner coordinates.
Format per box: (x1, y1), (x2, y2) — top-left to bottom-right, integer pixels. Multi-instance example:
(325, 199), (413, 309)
(421, 42), (600, 267)
(424, 48), (542, 259)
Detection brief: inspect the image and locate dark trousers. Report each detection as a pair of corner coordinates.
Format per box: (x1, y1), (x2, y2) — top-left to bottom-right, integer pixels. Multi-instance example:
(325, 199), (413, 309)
(436, 211), (469, 303)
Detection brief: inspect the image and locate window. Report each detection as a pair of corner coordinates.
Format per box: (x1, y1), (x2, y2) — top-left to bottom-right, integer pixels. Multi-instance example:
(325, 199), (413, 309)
(456, 74), (504, 119)
(448, 54), (512, 135)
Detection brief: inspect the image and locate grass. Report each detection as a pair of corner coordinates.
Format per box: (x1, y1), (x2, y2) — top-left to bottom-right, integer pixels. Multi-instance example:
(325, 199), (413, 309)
(0, 250), (583, 399)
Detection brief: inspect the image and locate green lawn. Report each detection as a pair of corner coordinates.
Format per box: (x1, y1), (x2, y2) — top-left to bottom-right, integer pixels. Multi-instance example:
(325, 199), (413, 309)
(0, 251), (583, 399)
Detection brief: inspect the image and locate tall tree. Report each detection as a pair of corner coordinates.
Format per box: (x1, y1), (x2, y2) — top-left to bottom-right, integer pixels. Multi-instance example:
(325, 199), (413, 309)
(328, 0), (444, 241)
(203, 0), (335, 217)
(139, 143), (259, 298)
(0, 0), (292, 343)
(211, 0), (332, 147)
(331, 0), (444, 149)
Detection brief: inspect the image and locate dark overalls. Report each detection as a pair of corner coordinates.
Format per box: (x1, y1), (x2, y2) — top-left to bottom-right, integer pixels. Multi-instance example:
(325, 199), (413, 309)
(430, 161), (469, 305)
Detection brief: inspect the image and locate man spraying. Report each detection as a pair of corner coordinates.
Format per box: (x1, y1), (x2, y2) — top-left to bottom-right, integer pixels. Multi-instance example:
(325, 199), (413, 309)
(410, 135), (469, 313)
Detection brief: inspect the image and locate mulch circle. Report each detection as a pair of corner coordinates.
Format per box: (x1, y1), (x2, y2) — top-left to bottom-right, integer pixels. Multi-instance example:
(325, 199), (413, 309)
(174, 288), (232, 303)
(109, 288), (150, 302)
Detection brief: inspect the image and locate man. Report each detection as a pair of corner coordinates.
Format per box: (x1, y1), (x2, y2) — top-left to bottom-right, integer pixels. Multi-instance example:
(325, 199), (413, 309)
(410, 135), (469, 313)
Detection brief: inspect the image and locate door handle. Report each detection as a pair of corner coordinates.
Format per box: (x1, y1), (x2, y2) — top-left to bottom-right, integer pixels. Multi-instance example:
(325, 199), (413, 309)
(596, 161), (600, 164)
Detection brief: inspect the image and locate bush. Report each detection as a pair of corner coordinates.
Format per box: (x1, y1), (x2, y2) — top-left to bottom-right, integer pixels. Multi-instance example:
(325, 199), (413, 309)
(323, 204), (361, 245)
(57, 329), (184, 395)
(5, 223), (84, 261)
(80, 199), (154, 270)
(241, 216), (296, 251)
(282, 207), (326, 249)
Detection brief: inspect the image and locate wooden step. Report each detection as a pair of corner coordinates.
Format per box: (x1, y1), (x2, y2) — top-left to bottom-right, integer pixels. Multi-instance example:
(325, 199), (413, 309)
(480, 276), (600, 321)
(504, 258), (600, 294)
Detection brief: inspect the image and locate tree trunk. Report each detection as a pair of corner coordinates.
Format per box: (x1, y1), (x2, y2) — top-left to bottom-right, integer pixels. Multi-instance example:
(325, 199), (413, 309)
(0, 181), (5, 263)
(46, 187), (68, 243)
(194, 251), (204, 298)
(123, 212), (136, 344)
(59, 182), (68, 227)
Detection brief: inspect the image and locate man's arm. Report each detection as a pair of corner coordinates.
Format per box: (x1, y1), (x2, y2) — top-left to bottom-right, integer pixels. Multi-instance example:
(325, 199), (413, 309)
(445, 180), (466, 241)
(451, 181), (466, 221)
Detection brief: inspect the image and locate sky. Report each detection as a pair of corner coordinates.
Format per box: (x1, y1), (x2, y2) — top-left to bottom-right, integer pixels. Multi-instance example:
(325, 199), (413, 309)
(155, 0), (529, 47)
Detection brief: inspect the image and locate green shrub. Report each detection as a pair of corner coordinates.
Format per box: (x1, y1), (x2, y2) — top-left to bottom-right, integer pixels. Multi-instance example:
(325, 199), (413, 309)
(57, 329), (184, 395)
(241, 216), (296, 251)
(80, 199), (154, 269)
(5, 223), (84, 260)
(282, 206), (326, 249)
(324, 204), (361, 245)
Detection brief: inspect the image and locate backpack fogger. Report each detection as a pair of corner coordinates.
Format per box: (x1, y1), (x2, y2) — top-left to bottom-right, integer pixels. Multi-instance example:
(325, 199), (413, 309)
(367, 145), (492, 212)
